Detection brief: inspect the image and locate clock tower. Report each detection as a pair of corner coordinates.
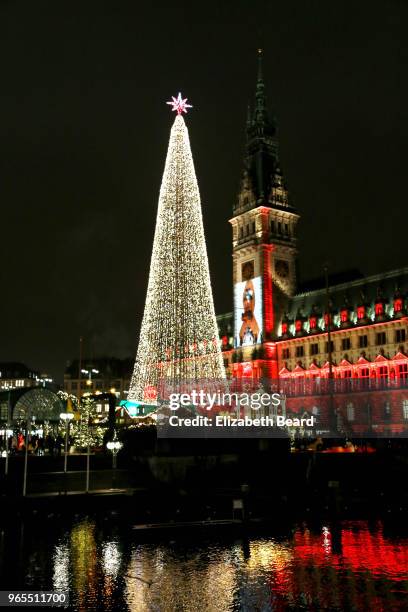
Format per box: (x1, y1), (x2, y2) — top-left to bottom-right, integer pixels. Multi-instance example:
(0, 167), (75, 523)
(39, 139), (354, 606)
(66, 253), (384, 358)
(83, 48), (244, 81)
(229, 50), (299, 377)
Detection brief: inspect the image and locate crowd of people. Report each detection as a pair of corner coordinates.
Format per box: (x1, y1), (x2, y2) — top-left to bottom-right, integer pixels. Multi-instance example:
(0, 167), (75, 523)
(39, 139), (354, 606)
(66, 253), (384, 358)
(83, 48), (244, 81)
(1, 433), (68, 456)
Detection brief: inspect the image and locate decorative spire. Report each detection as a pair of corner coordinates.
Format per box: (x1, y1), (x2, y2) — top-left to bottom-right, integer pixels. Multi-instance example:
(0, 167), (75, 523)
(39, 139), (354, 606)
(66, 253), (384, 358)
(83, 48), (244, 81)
(257, 47), (263, 82)
(235, 50), (292, 214)
(254, 48), (267, 124)
(246, 104), (252, 129)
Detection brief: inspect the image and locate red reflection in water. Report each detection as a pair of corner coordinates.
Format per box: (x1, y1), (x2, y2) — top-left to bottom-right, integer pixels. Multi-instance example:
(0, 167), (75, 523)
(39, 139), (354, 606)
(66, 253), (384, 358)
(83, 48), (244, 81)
(270, 522), (408, 611)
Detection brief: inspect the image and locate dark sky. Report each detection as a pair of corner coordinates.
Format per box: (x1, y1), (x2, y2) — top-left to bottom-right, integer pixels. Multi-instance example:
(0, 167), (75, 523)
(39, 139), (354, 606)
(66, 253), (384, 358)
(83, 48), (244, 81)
(0, 1), (407, 381)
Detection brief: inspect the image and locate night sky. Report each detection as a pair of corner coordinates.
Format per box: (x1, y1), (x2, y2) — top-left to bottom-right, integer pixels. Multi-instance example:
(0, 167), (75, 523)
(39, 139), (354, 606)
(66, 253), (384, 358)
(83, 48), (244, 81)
(1, 1), (407, 381)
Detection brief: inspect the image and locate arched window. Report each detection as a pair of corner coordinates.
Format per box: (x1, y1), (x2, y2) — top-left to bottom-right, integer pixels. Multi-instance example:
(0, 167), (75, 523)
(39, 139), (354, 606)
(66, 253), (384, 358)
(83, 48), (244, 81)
(340, 309), (348, 323)
(378, 365), (388, 388)
(357, 306), (365, 320)
(394, 297), (403, 313)
(398, 363), (408, 380)
(360, 367), (370, 389)
(375, 302), (384, 317)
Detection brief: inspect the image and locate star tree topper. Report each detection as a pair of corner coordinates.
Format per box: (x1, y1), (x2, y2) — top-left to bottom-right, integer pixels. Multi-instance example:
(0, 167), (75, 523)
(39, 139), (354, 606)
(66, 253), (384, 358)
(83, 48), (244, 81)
(166, 92), (193, 115)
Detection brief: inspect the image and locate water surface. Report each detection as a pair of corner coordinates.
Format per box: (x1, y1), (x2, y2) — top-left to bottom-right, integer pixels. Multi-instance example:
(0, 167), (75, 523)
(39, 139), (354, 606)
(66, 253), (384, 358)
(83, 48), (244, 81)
(1, 516), (407, 611)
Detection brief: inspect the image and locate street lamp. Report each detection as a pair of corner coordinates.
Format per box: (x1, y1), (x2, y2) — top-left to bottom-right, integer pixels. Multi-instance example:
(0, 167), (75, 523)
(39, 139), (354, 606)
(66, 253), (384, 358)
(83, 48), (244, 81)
(81, 368), (99, 389)
(2, 427), (12, 476)
(60, 412), (74, 473)
(107, 431), (123, 469)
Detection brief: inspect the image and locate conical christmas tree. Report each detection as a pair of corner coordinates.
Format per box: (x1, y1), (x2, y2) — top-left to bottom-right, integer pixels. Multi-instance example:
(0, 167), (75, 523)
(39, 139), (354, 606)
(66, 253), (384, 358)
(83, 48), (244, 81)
(128, 95), (225, 406)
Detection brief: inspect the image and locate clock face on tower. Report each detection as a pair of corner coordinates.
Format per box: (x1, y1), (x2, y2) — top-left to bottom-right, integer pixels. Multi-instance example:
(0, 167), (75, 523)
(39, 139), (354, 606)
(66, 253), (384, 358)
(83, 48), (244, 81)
(275, 259), (289, 279)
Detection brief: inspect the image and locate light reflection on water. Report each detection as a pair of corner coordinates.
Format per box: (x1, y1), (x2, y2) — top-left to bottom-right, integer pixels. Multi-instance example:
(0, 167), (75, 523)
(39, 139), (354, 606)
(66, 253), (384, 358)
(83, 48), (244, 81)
(4, 518), (408, 611)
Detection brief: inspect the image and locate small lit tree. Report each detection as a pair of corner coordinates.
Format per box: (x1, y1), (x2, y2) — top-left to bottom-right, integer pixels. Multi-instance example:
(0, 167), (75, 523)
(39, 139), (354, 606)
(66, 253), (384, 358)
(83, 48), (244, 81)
(71, 396), (104, 450)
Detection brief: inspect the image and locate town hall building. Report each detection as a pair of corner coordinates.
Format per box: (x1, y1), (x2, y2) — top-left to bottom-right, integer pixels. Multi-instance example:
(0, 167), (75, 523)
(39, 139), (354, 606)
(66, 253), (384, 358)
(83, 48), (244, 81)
(217, 51), (408, 435)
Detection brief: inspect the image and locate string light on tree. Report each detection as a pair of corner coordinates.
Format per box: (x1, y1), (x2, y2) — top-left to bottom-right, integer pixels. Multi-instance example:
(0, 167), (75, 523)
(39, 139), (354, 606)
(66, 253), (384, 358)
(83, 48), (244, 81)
(127, 93), (225, 407)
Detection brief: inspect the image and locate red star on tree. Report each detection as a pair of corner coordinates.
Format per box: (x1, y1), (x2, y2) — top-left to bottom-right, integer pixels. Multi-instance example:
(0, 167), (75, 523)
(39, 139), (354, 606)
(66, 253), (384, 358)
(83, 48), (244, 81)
(166, 92), (193, 115)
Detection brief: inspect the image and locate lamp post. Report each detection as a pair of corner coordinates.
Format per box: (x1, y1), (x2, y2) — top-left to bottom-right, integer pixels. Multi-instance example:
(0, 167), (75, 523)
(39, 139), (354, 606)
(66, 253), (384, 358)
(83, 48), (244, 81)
(107, 431), (122, 470)
(22, 413), (31, 497)
(60, 412), (74, 473)
(81, 368), (99, 391)
(3, 425), (12, 476)
(324, 264), (336, 434)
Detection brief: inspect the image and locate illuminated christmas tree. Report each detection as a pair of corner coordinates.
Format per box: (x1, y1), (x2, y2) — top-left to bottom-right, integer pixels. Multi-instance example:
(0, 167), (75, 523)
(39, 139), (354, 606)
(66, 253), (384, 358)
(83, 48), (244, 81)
(128, 94), (225, 407)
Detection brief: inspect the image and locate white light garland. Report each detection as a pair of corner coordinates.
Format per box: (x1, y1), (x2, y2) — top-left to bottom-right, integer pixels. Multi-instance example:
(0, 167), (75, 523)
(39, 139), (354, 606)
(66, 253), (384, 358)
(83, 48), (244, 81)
(128, 114), (225, 404)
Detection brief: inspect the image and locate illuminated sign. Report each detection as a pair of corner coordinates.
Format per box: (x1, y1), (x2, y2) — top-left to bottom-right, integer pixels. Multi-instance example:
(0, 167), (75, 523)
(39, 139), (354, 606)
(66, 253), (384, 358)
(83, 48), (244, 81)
(119, 400), (157, 418)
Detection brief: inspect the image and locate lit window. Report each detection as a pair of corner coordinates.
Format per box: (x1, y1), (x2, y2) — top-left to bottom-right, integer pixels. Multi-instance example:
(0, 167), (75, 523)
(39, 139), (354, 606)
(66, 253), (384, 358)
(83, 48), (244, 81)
(375, 302), (384, 317)
(309, 316), (317, 330)
(96, 404), (102, 413)
(281, 322), (288, 335)
(360, 368), (370, 388)
(295, 319), (303, 333)
(403, 400), (408, 420)
(398, 364), (408, 379)
(340, 309), (348, 323)
(357, 306), (365, 320)
(346, 403), (355, 421)
(394, 298), (403, 313)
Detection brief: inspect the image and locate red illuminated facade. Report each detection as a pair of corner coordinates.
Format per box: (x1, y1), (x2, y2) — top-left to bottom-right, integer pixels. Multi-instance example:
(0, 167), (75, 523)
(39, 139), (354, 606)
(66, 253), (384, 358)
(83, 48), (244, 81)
(217, 52), (408, 434)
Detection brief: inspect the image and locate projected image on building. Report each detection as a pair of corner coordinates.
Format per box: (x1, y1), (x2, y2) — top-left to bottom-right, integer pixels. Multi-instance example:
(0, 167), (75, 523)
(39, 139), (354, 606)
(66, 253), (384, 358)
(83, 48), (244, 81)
(234, 260), (263, 347)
